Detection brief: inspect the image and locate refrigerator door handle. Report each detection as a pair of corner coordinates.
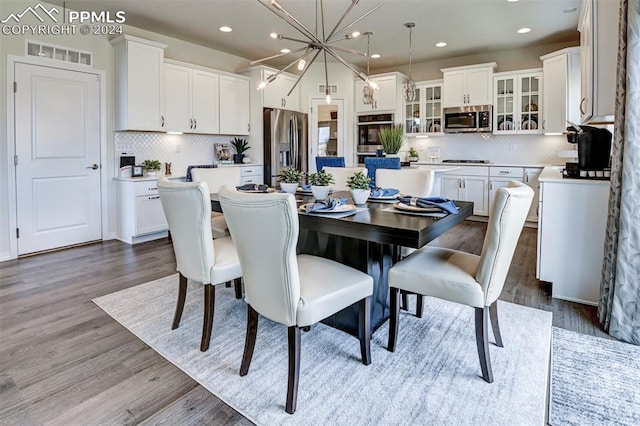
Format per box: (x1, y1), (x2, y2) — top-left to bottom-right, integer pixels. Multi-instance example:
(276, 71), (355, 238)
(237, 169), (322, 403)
(292, 115), (299, 169)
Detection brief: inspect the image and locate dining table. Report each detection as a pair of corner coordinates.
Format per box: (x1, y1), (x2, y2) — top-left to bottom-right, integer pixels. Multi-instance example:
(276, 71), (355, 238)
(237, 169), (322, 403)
(211, 191), (473, 337)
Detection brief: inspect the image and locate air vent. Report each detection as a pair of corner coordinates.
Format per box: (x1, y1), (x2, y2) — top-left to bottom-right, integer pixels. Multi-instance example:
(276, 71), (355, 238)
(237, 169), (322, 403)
(26, 40), (92, 66)
(318, 84), (338, 95)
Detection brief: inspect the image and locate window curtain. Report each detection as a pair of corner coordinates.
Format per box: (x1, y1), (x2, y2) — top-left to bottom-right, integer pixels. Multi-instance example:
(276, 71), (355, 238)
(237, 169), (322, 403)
(599, 0), (640, 345)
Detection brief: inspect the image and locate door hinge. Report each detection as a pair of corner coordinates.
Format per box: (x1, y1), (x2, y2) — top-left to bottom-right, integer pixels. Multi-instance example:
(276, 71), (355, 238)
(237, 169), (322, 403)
(14, 155), (18, 166)
(16, 228), (19, 238)
(13, 81), (17, 93)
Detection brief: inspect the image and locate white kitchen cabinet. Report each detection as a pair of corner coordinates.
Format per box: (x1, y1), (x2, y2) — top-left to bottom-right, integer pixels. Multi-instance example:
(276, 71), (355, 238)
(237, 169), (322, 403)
(263, 70), (300, 111)
(239, 164), (264, 185)
(116, 178), (175, 244)
(219, 74), (251, 135)
(537, 167), (609, 305)
(404, 80), (443, 136)
(441, 63), (496, 107)
(524, 167), (542, 222)
(442, 166), (489, 216)
(578, 0), (618, 123)
(493, 70), (543, 134)
(164, 62), (220, 134)
(489, 167), (525, 210)
(355, 73), (404, 113)
(111, 35), (167, 131)
(541, 48), (581, 134)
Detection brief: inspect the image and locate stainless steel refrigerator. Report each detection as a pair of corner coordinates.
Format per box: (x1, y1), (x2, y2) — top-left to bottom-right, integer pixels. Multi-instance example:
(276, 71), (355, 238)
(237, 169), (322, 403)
(263, 108), (308, 186)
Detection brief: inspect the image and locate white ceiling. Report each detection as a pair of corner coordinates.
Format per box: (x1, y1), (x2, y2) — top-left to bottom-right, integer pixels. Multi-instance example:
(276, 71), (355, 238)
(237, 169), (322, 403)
(50, 0), (582, 70)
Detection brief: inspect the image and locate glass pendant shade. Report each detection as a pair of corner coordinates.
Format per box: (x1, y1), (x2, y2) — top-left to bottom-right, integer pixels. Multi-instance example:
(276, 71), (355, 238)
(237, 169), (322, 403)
(403, 80), (416, 103)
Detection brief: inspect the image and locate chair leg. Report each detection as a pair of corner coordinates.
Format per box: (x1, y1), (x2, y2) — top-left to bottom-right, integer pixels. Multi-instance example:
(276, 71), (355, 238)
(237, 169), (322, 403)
(200, 284), (216, 352)
(387, 287), (400, 352)
(474, 307), (494, 383)
(286, 326), (301, 414)
(358, 297), (371, 365)
(240, 304), (259, 376)
(416, 294), (424, 318)
(225, 281), (231, 288)
(234, 278), (243, 299)
(400, 291), (408, 311)
(171, 273), (188, 330)
(489, 302), (503, 347)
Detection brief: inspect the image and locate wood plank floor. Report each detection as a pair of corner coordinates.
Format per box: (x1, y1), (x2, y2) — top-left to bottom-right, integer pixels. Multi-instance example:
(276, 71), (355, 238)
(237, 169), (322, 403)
(0, 222), (610, 424)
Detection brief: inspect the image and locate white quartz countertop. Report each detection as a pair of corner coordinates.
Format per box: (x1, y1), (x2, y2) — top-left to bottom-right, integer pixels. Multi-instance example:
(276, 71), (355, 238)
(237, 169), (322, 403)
(538, 166), (611, 185)
(113, 175), (186, 182)
(414, 161), (552, 168)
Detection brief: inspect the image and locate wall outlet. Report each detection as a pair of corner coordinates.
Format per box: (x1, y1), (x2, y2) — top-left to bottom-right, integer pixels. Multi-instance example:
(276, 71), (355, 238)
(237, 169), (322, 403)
(175, 143), (181, 153)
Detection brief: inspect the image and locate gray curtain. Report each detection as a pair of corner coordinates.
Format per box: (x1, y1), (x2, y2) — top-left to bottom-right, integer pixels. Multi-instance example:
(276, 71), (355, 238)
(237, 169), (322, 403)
(599, 0), (640, 345)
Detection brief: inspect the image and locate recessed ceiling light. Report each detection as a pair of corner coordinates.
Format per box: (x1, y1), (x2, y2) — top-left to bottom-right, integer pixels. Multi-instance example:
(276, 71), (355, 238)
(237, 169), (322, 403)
(507, 0), (519, 2)
(280, 48), (291, 53)
(370, 54), (381, 59)
(563, 7), (578, 13)
(435, 42), (447, 48)
(517, 27), (531, 34)
(219, 26), (232, 32)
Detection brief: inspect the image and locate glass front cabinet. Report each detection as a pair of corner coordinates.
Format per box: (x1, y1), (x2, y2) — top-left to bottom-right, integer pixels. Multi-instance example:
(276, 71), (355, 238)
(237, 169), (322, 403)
(404, 80), (443, 137)
(493, 70), (543, 135)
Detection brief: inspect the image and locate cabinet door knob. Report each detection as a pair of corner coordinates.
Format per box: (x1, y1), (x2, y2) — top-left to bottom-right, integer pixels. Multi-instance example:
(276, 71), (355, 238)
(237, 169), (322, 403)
(189, 119), (193, 129)
(194, 119), (197, 129)
(161, 115), (165, 127)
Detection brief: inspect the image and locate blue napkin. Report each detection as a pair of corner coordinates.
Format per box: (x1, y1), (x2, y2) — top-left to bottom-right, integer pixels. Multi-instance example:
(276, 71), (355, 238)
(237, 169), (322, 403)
(397, 196), (459, 215)
(370, 187), (400, 198)
(305, 197), (348, 213)
(299, 184), (312, 191)
(236, 184), (270, 192)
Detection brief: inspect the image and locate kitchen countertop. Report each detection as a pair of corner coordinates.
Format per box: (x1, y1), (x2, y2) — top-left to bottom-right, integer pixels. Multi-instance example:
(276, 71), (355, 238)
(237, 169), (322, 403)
(113, 175), (186, 182)
(414, 161), (552, 168)
(538, 166), (611, 185)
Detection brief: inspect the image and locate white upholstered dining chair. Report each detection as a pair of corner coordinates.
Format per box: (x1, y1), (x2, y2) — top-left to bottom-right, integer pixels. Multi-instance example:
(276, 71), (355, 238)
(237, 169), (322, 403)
(157, 178), (243, 352)
(323, 166), (368, 191)
(218, 186), (373, 414)
(191, 167), (241, 238)
(386, 181), (533, 382)
(376, 168), (435, 197)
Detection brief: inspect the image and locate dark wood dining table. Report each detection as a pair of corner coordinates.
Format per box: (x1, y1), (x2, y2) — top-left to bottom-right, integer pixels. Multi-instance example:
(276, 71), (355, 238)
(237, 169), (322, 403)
(211, 191), (473, 337)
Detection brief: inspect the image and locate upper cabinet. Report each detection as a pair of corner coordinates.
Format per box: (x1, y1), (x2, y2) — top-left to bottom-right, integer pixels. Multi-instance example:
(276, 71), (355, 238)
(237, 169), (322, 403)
(441, 63), (496, 107)
(541, 48), (581, 134)
(263, 71), (300, 111)
(355, 74), (401, 113)
(111, 35), (167, 131)
(219, 74), (251, 135)
(164, 62), (220, 134)
(578, 0), (618, 123)
(404, 80), (443, 136)
(493, 70), (543, 134)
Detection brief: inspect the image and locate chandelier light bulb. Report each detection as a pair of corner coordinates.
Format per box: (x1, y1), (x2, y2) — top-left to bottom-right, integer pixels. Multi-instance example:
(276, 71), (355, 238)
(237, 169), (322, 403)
(351, 31), (361, 38)
(368, 80), (378, 89)
(297, 58), (306, 70)
(257, 81), (267, 90)
(326, 94), (332, 104)
(270, 32), (279, 39)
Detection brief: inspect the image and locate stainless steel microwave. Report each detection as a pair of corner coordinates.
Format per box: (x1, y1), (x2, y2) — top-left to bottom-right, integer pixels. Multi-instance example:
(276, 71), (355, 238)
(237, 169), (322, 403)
(443, 105), (492, 133)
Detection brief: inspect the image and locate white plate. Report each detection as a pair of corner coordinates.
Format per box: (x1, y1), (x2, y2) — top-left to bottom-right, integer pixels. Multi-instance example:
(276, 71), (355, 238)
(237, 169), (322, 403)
(369, 194), (400, 201)
(299, 203), (355, 214)
(393, 202), (442, 213)
(429, 123), (441, 132)
(238, 187), (276, 193)
(498, 120), (514, 131)
(522, 120), (538, 130)
(297, 188), (333, 195)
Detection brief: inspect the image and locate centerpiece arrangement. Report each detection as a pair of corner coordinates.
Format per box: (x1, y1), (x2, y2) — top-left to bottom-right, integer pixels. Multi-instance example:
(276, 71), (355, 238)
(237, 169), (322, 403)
(277, 167), (304, 194)
(346, 171), (372, 204)
(379, 124), (405, 157)
(307, 169), (334, 200)
(230, 137), (250, 164)
(142, 159), (161, 176)
(408, 147), (420, 162)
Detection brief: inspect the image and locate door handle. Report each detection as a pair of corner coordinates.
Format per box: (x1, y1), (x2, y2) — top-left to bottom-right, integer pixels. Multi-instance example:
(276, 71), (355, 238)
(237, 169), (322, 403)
(86, 163), (99, 170)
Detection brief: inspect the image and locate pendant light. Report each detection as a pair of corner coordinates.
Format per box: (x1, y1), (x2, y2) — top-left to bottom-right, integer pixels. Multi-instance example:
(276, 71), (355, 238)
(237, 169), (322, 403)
(362, 32), (376, 107)
(403, 22), (416, 103)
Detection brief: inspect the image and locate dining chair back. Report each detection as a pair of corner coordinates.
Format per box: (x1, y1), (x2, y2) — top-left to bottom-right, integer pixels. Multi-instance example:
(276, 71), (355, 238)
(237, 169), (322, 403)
(191, 167), (241, 238)
(364, 157), (401, 188)
(323, 166), (368, 191)
(315, 156), (345, 171)
(376, 168), (435, 197)
(218, 186), (373, 414)
(157, 178), (243, 352)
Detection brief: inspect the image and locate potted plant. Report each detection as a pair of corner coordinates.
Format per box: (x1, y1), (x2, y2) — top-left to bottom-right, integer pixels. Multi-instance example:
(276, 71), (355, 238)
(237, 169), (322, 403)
(346, 171), (372, 205)
(408, 147), (419, 162)
(307, 169), (334, 200)
(379, 124), (405, 156)
(142, 159), (161, 176)
(230, 137), (249, 164)
(277, 167), (303, 194)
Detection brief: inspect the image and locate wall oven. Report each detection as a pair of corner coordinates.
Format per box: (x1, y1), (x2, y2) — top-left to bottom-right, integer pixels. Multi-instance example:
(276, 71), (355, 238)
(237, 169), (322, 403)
(357, 113), (394, 155)
(443, 105), (492, 133)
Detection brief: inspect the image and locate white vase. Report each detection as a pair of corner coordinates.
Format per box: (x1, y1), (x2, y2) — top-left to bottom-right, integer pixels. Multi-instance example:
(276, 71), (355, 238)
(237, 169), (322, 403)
(146, 171), (158, 176)
(242, 156), (252, 164)
(350, 188), (369, 205)
(311, 185), (331, 201)
(280, 182), (298, 194)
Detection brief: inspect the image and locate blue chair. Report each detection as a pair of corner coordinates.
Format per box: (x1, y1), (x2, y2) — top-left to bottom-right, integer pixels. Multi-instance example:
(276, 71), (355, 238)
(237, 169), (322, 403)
(364, 157), (401, 188)
(315, 156), (345, 171)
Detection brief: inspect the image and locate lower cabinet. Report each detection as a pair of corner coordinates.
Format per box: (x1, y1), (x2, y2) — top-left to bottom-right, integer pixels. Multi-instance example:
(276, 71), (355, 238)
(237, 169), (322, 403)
(238, 164), (264, 185)
(524, 167), (542, 222)
(441, 166), (490, 216)
(116, 178), (172, 244)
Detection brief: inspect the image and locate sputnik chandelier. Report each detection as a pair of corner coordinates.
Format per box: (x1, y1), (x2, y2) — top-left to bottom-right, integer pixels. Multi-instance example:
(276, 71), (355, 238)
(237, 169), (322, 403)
(252, 0), (381, 104)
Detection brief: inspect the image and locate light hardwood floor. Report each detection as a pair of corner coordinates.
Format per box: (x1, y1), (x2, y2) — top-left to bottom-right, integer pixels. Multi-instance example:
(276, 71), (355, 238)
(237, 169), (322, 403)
(0, 222), (609, 424)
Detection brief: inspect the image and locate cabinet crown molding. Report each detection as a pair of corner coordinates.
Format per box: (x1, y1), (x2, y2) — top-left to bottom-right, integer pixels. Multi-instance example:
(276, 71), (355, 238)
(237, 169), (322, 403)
(109, 34), (167, 49)
(440, 62), (497, 73)
(539, 46), (580, 61)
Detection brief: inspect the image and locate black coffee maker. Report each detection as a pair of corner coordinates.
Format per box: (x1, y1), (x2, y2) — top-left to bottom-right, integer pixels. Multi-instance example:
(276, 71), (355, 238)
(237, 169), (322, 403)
(564, 124), (612, 179)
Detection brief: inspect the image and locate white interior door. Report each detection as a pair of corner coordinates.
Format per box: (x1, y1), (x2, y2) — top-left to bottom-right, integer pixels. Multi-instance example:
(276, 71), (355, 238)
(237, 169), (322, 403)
(14, 63), (102, 255)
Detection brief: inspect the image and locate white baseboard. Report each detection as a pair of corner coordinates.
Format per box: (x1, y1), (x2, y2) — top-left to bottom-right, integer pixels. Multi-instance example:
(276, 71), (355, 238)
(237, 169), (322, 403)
(0, 251), (14, 262)
(104, 232), (117, 240)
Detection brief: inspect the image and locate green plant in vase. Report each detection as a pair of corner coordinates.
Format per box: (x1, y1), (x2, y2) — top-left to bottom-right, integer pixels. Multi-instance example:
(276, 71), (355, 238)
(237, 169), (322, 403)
(379, 124), (405, 155)
(408, 146), (419, 161)
(277, 167), (303, 193)
(307, 169), (334, 200)
(142, 159), (161, 176)
(347, 171), (372, 204)
(230, 137), (250, 164)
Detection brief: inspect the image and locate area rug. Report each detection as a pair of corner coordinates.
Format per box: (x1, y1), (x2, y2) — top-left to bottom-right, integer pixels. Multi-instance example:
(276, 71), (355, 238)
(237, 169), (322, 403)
(550, 327), (640, 426)
(93, 275), (553, 425)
